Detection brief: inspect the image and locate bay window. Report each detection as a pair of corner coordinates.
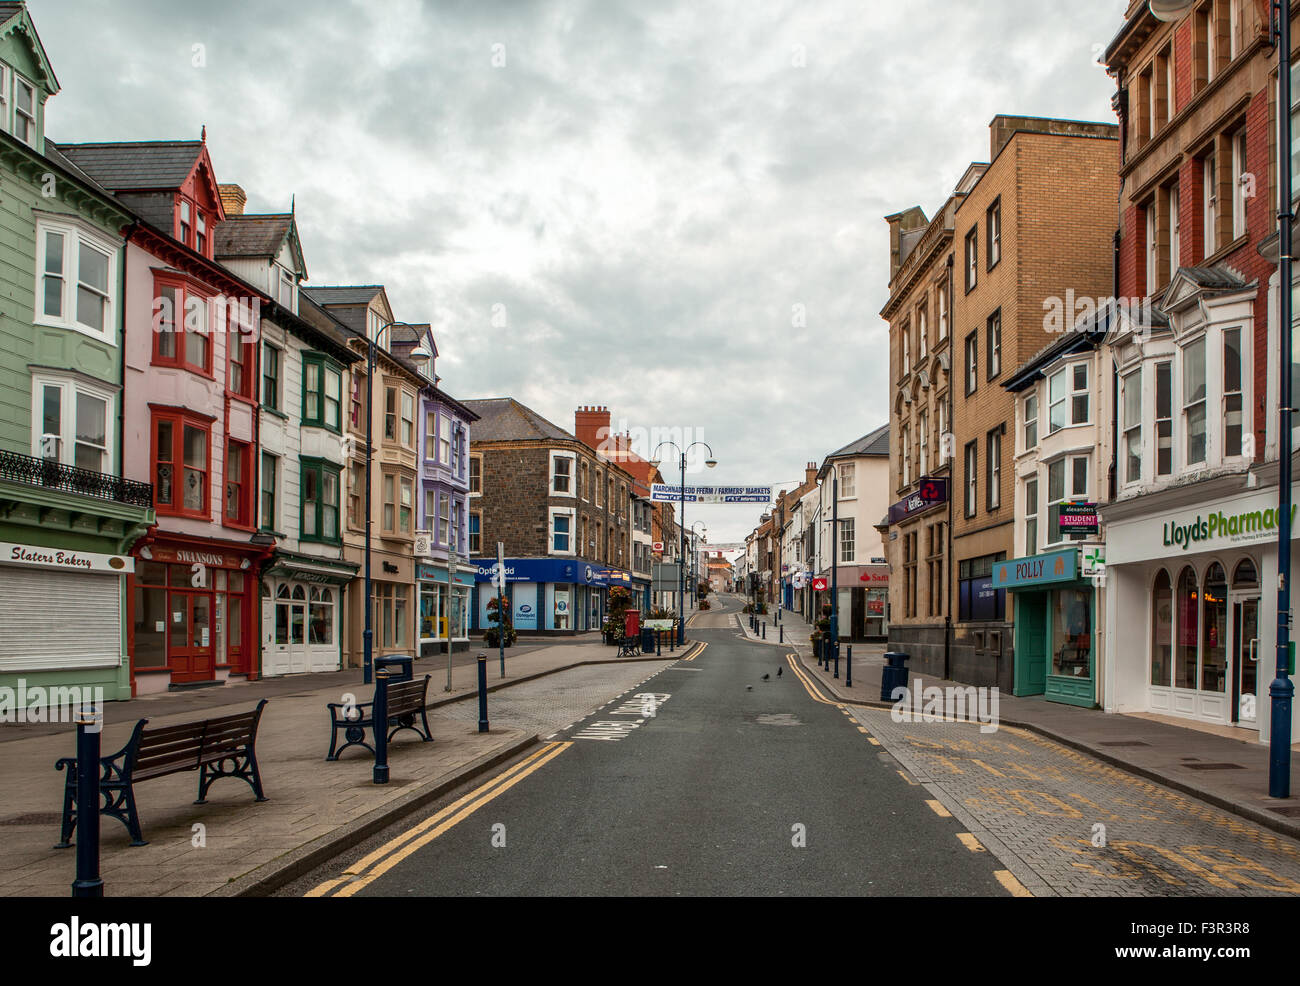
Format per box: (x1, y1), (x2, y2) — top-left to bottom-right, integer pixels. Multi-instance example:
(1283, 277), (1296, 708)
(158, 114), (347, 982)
(1183, 337), (1207, 465)
(1024, 477), (1039, 555)
(1156, 360), (1173, 476)
(301, 458), (341, 544)
(152, 409), (211, 518)
(425, 410), (437, 460)
(1047, 363), (1089, 433)
(1123, 369), (1142, 485)
(401, 392), (415, 448)
(1047, 454), (1089, 543)
(1223, 327), (1243, 457)
(260, 451), (277, 531)
(152, 277), (212, 374)
(302, 354), (342, 431)
(31, 374), (113, 474)
(439, 492), (451, 546)
(262, 344), (281, 410)
(1023, 394), (1038, 450)
(35, 218), (117, 343)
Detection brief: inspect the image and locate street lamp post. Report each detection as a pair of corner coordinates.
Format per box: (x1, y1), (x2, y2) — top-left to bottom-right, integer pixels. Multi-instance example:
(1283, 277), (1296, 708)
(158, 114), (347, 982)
(363, 321), (430, 685)
(651, 441), (716, 645)
(692, 521), (707, 607)
(823, 474), (841, 677)
(1148, 0), (1293, 795)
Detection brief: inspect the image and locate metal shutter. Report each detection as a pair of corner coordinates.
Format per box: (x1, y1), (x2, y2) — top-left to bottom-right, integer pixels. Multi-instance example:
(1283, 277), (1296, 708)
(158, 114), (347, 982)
(0, 569), (121, 671)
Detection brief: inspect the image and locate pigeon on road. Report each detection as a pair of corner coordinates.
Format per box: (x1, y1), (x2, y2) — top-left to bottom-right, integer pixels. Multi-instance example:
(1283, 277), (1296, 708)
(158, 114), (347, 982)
(761, 673), (770, 681)
(777, 667), (783, 677)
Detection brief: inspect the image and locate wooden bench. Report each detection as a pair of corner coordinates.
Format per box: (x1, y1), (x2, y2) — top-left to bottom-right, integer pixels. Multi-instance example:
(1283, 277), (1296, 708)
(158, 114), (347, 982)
(54, 699), (269, 848)
(326, 674), (432, 761)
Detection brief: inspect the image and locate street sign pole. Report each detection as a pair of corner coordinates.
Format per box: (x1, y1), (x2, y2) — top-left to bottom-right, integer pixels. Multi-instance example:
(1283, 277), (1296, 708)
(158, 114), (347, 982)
(497, 541), (506, 678)
(445, 551), (458, 692)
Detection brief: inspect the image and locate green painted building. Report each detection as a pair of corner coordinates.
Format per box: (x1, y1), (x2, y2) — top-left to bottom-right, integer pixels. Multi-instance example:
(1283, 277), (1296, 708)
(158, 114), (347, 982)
(0, 3), (152, 707)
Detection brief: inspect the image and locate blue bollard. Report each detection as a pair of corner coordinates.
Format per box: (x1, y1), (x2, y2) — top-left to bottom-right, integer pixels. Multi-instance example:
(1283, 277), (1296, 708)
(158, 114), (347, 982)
(72, 706), (103, 898)
(833, 640), (840, 679)
(373, 670), (391, 784)
(477, 654), (489, 733)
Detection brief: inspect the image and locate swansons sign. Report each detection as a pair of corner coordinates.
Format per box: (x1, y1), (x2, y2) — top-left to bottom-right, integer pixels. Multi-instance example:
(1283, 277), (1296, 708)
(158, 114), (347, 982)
(1163, 505), (1298, 551)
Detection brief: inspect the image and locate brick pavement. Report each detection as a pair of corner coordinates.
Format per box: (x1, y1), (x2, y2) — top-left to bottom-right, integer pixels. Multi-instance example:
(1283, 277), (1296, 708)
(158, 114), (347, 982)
(728, 595), (1300, 847)
(0, 638), (688, 897)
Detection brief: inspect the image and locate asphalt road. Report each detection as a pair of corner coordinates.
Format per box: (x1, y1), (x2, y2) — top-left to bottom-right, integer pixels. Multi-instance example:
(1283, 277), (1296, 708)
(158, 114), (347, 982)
(298, 593), (1009, 896)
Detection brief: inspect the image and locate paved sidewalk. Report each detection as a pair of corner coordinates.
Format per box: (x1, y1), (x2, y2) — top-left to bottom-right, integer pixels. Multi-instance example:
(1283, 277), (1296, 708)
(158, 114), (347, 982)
(732, 602), (1300, 842)
(0, 636), (694, 897)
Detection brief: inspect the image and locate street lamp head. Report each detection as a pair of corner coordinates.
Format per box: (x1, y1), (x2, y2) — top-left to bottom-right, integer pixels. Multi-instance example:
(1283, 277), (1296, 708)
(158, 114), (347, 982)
(1148, 0), (1195, 21)
(705, 458), (718, 469)
(407, 346), (432, 365)
(649, 459), (661, 469)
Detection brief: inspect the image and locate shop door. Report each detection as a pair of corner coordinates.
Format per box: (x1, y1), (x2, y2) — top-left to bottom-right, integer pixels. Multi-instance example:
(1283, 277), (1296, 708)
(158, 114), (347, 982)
(1013, 592), (1047, 696)
(169, 591), (214, 682)
(1231, 595), (1260, 727)
(265, 584), (308, 675)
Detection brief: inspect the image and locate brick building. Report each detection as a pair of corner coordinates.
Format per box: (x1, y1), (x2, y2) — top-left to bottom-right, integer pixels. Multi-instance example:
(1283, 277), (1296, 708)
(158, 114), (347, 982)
(464, 398), (635, 635)
(1100, 0), (1300, 742)
(885, 114), (1119, 690)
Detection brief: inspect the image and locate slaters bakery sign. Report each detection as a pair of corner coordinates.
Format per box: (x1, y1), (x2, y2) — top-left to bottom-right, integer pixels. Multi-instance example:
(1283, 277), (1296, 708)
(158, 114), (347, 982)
(2, 541), (134, 574)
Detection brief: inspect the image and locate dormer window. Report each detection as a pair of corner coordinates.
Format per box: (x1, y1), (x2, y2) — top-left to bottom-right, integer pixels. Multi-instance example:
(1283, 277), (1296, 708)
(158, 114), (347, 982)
(180, 200), (192, 245)
(278, 269), (294, 308)
(13, 75), (34, 146)
(195, 210), (207, 255)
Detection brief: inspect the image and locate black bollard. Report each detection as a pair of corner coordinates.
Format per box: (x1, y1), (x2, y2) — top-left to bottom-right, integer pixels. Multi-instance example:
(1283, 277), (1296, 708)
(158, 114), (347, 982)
(477, 653), (489, 732)
(72, 706), (103, 898)
(834, 641), (840, 679)
(656, 631), (662, 656)
(373, 669), (391, 785)
(779, 625), (784, 644)
(761, 622), (766, 640)
(846, 644), (853, 687)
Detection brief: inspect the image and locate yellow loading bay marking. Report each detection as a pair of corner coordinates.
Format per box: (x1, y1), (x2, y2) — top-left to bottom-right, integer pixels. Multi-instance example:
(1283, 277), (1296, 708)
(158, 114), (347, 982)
(306, 741), (572, 898)
(957, 833), (986, 853)
(995, 870), (1033, 897)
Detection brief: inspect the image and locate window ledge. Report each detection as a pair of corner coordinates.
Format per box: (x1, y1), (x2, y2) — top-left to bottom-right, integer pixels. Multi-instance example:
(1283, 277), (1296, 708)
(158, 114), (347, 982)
(262, 406), (289, 421)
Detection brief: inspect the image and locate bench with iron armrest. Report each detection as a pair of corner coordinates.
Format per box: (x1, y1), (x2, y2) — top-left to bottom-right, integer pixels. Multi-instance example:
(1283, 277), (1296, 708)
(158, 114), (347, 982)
(326, 674), (433, 761)
(54, 699), (269, 848)
(617, 635), (641, 657)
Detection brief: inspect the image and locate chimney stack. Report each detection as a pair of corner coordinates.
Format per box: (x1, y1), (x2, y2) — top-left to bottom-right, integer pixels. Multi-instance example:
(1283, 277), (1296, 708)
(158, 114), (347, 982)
(218, 184), (247, 216)
(805, 461), (818, 486)
(574, 405), (612, 454)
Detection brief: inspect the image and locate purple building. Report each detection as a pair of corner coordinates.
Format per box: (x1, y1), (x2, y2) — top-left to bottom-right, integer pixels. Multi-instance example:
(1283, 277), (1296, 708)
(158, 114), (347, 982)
(391, 325), (478, 653)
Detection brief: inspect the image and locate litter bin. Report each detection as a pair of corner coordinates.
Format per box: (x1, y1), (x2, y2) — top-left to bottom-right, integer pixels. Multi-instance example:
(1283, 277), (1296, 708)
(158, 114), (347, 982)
(880, 651), (910, 703)
(641, 627), (656, 653)
(374, 654), (414, 683)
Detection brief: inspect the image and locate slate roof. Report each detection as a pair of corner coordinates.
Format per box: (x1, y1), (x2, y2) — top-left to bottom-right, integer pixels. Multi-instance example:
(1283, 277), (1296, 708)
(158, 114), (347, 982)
(462, 398), (575, 443)
(825, 423), (890, 460)
(42, 140), (117, 200)
(301, 285), (384, 307)
(55, 140), (203, 191)
(214, 214), (292, 259)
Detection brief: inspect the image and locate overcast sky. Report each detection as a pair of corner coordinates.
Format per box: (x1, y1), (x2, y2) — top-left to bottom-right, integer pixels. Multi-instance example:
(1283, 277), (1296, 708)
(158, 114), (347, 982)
(39, 0), (1125, 545)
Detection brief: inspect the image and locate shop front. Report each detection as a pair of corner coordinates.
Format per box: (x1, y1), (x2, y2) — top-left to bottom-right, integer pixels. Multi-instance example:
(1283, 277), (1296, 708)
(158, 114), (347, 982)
(418, 563), (474, 655)
(994, 547), (1098, 707)
(129, 535), (269, 694)
(1102, 482), (1300, 740)
(471, 558), (631, 635)
(259, 551), (356, 677)
(341, 547), (416, 669)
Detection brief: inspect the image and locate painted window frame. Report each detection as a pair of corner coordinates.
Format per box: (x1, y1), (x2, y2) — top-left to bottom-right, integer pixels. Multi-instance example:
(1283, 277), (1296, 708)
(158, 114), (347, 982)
(1123, 367), (1143, 486)
(1023, 393), (1039, 451)
(964, 226), (978, 292)
(469, 453), (482, 495)
(34, 215), (118, 344)
(986, 308), (1002, 380)
(301, 353), (343, 433)
(151, 273), (214, 376)
(300, 457), (342, 545)
(986, 198), (1001, 271)
(12, 70), (35, 146)
(549, 506), (575, 555)
(964, 440), (978, 518)
(260, 450), (278, 533)
(151, 407), (212, 519)
(550, 450), (576, 497)
(262, 342), (281, 412)
(30, 371), (115, 475)
(223, 438), (254, 531)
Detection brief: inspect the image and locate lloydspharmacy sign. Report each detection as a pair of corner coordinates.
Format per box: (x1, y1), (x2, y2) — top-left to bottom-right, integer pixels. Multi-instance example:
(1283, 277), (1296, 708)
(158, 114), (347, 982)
(1163, 504), (1299, 550)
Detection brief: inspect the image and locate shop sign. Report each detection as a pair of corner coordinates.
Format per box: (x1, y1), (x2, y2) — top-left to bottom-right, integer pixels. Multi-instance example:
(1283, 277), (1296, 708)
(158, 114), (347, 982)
(1162, 504), (1299, 551)
(2, 542), (134, 574)
(1058, 501), (1099, 534)
(992, 548), (1078, 589)
(812, 577), (828, 591)
(887, 478), (948, 524)
(650, 484), (773, 504)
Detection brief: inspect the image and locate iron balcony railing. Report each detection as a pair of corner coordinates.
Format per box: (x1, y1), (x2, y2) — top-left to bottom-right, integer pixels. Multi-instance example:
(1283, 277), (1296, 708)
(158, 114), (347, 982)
(0, 448), (154, 508)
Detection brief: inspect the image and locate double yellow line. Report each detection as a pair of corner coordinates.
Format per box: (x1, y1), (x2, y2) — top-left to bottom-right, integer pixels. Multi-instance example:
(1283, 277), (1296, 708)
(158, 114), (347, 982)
(679, 641), (708, 662)
(306, 741), (571, 897)
(784, 651), (840, 707)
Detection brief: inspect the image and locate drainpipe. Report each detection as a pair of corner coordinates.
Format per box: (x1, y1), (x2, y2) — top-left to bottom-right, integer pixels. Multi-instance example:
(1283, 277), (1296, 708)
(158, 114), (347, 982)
(944, 251), (955, 681)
